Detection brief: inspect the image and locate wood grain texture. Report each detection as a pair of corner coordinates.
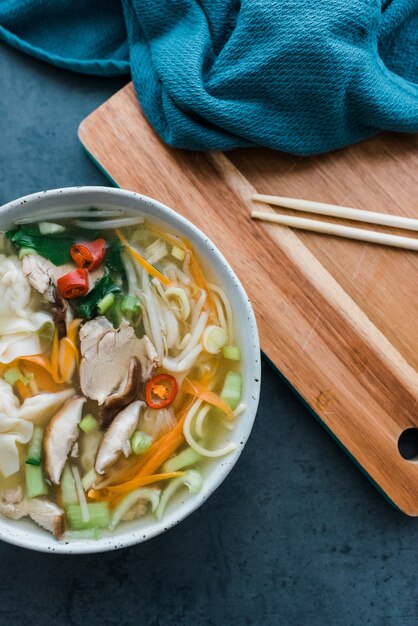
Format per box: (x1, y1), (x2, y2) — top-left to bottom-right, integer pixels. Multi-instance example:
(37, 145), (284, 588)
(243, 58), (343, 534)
(79, 82), (418, 515)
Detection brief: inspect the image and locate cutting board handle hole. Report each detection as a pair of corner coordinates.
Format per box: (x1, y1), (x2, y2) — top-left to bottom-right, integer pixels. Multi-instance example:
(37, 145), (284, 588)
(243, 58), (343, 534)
(398, 428), (418, 461)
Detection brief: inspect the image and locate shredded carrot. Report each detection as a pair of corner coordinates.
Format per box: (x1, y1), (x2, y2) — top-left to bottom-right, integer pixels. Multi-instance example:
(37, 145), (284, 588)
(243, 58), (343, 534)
(177, 236), (217, 318)
(88, 471), (185, 500)
(67, 318), (82, 343)
(58, 337), (78, 383)
(95, 435), (170, 489)
(14, 379), (32, 400)
(12, 357), (65, 393)
(91, 404), (192, 503)
(183, 378), (233, 418)
(50, 329), (62, 383)
(132, 413), (187, 478)
(116, 228), (170, 286)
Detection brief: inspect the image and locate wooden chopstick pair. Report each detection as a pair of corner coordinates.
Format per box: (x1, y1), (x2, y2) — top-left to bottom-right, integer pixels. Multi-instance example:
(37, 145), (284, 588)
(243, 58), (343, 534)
(251, 194), (418, 251)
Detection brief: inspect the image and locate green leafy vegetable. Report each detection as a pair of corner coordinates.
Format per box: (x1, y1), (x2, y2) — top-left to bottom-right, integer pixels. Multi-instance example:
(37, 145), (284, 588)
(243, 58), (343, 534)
(6, 225), (99, 266)
(74, 273), (121, 318)
(105, 238), (126, 282)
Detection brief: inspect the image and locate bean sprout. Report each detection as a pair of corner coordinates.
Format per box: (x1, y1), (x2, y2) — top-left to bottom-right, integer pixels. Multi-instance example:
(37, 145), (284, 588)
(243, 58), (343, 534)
(75, 216), (145, 229)
(183, 401), (237, 458)
(209, 283), (234, 344)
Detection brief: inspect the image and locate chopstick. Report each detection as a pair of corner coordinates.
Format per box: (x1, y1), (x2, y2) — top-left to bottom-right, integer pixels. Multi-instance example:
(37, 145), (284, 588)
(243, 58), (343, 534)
(252, 193), (418, 232)
(251, 211), (418, 251)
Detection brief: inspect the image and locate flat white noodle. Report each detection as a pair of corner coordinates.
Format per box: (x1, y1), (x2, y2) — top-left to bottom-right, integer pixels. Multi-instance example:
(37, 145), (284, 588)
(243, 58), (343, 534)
(0, 255), (52, 363)
(0, 380), (33, 477)
(18, 389), (75, 426)
(15, 209), (127, 224)
(75, 216), (145, 229)
(209, 283), (234, 344)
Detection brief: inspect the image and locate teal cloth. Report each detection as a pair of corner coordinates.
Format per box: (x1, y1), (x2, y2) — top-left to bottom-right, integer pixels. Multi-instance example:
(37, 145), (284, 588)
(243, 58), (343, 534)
(0, 0), (417, 154)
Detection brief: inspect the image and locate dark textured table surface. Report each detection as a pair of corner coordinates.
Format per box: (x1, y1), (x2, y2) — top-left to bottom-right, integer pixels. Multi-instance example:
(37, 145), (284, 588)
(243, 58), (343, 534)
(0, 42), (416, 626)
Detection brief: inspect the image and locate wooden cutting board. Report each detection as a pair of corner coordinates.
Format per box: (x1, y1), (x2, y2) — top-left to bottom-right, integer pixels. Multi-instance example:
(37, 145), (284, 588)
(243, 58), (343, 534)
(79, 82), (418, 515)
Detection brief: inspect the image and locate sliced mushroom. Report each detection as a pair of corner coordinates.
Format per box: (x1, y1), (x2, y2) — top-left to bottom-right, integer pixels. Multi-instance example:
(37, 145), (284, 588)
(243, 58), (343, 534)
(29, 499), (65, 540)
(95, 401), (144, 475)
(44, 395), (85, 485)
(0, 487), (29, 520)
(51, 287), (69, 339)
(79, 317), (158, 405)
(0, 488), (65, 539)
(98, 357), (142, 428)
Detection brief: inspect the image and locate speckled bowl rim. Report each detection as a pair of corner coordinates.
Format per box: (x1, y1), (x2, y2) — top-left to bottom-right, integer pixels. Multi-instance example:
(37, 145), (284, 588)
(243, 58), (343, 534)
(0, 186), (261, 554)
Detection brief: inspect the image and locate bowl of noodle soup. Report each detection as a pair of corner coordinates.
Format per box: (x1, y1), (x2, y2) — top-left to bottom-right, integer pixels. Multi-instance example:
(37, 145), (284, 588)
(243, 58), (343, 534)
(0, 187), (260, 553)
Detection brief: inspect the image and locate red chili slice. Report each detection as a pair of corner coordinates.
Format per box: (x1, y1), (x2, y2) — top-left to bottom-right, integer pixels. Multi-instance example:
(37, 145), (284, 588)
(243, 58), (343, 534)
(70, 239), (106, 271)
(145, 374), (178, 409)
(57, 268), (89, 300)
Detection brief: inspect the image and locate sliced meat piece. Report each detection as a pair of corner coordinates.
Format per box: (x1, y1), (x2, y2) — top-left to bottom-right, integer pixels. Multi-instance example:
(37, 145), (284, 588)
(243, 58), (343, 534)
(29, 499), (65, 540)
(0, 487), (29, 519)
(0, 488), (65, 539)
(44, 396), (85, 485)
(22, 255), (73, 301)
(79, 317), (158, 405)
(95, 401), (144, 475)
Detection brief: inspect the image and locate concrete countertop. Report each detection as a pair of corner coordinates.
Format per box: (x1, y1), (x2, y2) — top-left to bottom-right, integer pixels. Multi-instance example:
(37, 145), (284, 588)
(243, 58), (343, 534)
(0, 41), (415, 626)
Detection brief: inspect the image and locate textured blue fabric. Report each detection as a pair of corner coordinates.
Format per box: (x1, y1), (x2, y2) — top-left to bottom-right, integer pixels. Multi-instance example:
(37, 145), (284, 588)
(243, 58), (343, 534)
(0, 0), (417, 154)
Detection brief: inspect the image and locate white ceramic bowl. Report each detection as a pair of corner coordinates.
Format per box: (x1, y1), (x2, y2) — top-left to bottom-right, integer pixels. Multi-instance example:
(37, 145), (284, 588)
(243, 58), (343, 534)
(0, 187), (260, 554)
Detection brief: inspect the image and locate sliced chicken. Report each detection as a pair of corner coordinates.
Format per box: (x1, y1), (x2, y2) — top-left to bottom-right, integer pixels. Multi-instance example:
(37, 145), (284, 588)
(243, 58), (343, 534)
(44, 396), (85, 485)
(95, 401), (144, 475)
(0, 487), (65, 539)
(79, 317), (158, 405)
(23, 254), (104, 303)
(29, 499), (65, 539)
(22, 254), (59, 301)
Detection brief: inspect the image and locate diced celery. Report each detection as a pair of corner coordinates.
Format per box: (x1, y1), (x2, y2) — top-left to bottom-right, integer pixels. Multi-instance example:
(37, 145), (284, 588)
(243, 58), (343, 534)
(79, 414), (99, 434)
(25, 464), (48, 498)
(203, 325), (227, 354)
(223, 345), (241, 361)
(66, 503), (110, 530)
(63, 529), (101, 541)
(220, 371), (242, 410)
(4, 366), (31, 386)
(18, 247), (36, 260)
(26, 426), (44, 466)
(162, 447), (203, 473)
(121, 295), (141, 319)
(38, 222), (65, 235)
(108, 294), (124, 328)
(97, 293), (115, 315)
(171, 245), (186, 261)
(61, 464), (79, 506)
(131, 431), (153, 455)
